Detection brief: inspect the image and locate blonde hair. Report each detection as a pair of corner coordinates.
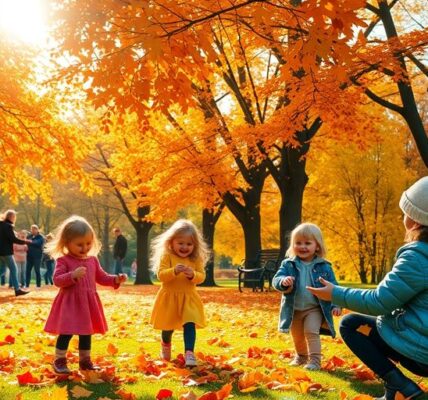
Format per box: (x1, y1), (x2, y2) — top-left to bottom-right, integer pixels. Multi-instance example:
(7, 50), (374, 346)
(151, 219), (210, 272)
(46, 215), (101, 259)
(286, 222), (327, 258)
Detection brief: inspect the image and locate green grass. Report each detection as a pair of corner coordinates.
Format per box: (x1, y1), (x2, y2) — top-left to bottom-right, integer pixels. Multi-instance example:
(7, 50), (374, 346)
(0, 286), (426, 400)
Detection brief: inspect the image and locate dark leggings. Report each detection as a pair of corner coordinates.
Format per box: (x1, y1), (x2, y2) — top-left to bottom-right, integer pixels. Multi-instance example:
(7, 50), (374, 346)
(162, 322), (196, 352)
(56, 334), (92, 351)
(339, 314), (428, 377)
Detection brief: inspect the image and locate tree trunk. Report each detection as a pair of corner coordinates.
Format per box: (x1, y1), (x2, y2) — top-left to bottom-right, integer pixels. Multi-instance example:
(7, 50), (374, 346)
(130, 206), (154, 285)
(278, 146), (309, 258)
(200, 207), (223, 287)
(376, 1), (428, 167)
(134, 220), (153, 284)
(267, 124), (318, 259)
(223, 183), (263, 269)
(101, 206), (112, 272)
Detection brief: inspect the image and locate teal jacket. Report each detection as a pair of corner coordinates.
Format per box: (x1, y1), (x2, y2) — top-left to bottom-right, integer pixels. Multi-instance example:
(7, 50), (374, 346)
(332, 241), (428, 365)
(272, 256), (340, 337)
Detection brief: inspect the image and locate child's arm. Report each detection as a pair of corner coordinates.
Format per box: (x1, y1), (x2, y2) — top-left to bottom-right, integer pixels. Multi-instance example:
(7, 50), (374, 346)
(53, 258), (78, 288)
(272, 260), (294, 293)
(187, 261), (205, 285)
(157, 255), (177, 282)
(94, 258), (121, 289)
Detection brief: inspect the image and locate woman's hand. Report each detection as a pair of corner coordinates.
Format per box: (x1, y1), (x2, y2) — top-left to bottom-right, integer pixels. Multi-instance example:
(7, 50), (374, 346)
(306, 277), (335, 301)
(115, 273), (127, 284)
(281, 276), (295, 287)
(72, 266), (86, 280)
(332, 307), (342, 317)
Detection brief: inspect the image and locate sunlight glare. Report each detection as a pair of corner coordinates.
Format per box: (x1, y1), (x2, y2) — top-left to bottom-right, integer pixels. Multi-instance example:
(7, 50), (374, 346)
(0, 0), (47, 45)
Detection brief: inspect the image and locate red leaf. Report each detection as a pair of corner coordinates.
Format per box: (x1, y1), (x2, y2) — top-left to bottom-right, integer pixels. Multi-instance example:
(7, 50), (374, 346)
(156, 389), (173, 399)
(17, 371), (40, 385)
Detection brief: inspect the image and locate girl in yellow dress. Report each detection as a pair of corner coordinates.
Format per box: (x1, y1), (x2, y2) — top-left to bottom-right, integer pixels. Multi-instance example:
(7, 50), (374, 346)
(150, 219), (210, 367)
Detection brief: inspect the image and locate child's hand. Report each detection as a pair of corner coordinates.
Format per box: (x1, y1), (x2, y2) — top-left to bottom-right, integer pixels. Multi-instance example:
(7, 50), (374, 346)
(281, 276), (295, 287)
(182, 267), (194, 279)
(332, 307), (342, 317)
(174, 264), (186, 274)
(115, 273), (127, 284)
(72, 266), (86, 280)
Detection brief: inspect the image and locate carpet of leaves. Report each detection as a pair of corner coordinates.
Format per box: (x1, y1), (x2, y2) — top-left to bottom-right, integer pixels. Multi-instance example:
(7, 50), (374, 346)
(0, 285), (427, 400)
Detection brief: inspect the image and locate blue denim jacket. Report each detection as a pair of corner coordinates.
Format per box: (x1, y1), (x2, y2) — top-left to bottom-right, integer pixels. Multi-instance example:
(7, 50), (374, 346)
(272, 256), (340, 337)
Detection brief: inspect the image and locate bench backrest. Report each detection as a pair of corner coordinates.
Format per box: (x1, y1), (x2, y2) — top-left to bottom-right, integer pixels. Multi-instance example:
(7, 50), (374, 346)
(259, 249), (281, 268)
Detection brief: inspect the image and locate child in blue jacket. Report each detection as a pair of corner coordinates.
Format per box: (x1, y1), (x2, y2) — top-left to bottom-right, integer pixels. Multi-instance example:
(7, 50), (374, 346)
(272, 223), (341, 371)
(308, 177), (428, 400)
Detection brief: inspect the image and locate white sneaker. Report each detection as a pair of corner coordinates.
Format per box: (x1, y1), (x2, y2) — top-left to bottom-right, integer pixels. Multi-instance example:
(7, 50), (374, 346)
(185, 351), (197, 367)
(304, 362), (321, 371)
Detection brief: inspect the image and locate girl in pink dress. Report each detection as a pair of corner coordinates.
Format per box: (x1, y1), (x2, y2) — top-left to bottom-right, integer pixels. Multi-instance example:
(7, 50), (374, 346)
(44, 215), (127, 375)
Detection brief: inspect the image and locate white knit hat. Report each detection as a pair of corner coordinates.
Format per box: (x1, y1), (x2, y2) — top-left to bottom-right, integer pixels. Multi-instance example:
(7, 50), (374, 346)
(399, 176), (428, 226)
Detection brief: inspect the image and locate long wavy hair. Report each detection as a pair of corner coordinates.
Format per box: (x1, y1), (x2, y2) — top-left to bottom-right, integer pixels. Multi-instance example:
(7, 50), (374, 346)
(45, 215), (101, 259)
(151, 219), (210, 272)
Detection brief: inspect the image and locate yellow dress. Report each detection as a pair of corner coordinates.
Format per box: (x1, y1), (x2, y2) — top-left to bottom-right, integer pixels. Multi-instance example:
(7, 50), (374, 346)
(150, 253), (206, 330)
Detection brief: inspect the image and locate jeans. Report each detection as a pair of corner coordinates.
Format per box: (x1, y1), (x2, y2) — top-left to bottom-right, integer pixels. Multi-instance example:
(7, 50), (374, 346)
(162, 322), (196, 352)
(15, 261), (26, 287)
(44, 259), (54, 285)
(0, 255), (20, 291)
(113, 257), (124, 274)
(26, 255), (42, 287)
(339, 314), (428, 377)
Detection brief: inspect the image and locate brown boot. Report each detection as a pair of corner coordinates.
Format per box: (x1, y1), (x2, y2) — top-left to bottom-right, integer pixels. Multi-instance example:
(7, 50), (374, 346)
(79, 357), (100, 371)
(53, 357), (71, 375)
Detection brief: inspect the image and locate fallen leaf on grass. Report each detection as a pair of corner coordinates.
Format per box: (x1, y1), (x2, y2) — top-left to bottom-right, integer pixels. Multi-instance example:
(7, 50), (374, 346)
(156, 389), (173, 399)
(40, 386), (69, 400)
(17, 371), (40, 385)
(70, 385), (93, 398)
(198, 392), (218, 400)
(107, 343), (118, 356)
(179, 391), (198, 400)
(352, 395), (374, 400)
(115, 389), (137, 400)
(216, 382), (233, 399)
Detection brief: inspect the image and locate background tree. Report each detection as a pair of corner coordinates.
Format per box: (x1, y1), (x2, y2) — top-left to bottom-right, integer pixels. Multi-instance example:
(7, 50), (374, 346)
(304, 109), (413, 283)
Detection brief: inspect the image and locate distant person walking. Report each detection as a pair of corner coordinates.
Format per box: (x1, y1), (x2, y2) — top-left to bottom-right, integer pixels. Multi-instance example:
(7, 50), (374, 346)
(112, 227), (127, 274)
(0, 210), (30, 296)
(26, 225), (45, 288)
(13, 230), (28, 288)
(43, 233), (55, 285)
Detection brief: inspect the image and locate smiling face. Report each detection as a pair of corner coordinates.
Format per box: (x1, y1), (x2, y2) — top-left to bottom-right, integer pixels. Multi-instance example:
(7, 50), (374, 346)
(67, 232), (94, 259)
(171, 234), (195, 259)
(293, 235), (318, 262)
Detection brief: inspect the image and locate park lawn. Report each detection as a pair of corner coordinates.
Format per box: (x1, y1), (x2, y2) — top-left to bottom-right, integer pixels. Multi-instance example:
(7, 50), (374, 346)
(0, 285), (426, 400)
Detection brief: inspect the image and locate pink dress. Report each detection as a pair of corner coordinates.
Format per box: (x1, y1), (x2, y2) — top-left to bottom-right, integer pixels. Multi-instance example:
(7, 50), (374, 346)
(44, 254), (119, 335)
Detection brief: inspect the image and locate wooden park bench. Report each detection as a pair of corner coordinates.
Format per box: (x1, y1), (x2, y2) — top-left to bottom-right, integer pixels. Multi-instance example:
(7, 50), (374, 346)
(238, 249), (282, 292)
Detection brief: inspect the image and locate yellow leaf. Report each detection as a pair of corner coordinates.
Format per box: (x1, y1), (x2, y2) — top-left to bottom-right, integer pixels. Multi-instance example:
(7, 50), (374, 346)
(41, 386), (69, 400)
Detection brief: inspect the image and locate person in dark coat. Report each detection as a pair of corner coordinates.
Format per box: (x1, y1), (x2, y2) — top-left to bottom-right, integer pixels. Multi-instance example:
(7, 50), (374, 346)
(26, 224), (45, 288)
(112, 227), (127, 274)
(0, 210), (30, 296)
